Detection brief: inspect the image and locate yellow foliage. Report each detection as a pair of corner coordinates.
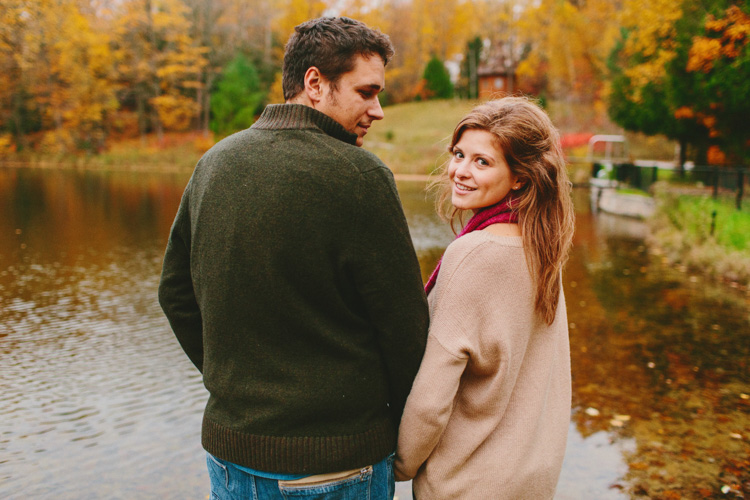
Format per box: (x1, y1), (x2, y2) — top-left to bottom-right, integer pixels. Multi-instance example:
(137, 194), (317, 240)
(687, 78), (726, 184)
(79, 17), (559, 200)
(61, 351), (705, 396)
(272, 0), (329, 46)
(2, 0), (119, 152)
(619, 0), (683, 88)
(267, 72), (285, 104)
(515, 57), (538, 79)
(150, 94), (199, 131)
(40, 128), (76, 154)
(0, 133), (15, 154)
(688, 5), (750, 73)
(520, 0), (620, 99)
(687, 38), (722, 72)
(112, 0), (208, 133)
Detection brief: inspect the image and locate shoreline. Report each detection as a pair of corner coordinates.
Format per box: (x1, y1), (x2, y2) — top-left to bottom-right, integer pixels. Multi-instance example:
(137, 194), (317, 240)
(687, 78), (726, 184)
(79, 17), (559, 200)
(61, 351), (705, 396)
(0, 160), (433, 182)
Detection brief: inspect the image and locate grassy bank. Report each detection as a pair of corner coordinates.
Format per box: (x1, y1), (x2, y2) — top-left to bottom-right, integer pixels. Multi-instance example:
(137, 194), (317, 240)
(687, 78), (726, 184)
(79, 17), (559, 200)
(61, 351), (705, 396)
(647, 182), (750, 287)
(2, 99), (677, 177)
(1, 132), (214, 172)
(364, 99), (479, 175)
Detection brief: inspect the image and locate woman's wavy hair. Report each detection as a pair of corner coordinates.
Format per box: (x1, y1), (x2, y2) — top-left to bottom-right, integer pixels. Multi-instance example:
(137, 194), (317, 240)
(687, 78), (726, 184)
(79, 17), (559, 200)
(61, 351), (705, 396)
(432, 96), (575, 325)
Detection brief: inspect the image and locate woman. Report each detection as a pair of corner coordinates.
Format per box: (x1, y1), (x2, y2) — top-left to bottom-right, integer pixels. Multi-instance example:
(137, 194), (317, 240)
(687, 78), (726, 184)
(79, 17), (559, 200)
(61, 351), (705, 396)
(394, 97), (575, 499)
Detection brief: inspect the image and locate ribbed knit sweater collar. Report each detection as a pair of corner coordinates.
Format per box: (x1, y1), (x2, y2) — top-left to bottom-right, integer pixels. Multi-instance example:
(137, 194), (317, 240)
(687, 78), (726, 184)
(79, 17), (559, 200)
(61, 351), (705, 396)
(252, 104), (359, 146)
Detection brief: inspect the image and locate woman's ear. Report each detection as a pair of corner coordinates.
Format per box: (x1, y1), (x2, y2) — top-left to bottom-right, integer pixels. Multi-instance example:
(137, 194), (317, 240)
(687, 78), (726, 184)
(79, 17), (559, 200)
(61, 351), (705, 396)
(512, 179), (525, 191)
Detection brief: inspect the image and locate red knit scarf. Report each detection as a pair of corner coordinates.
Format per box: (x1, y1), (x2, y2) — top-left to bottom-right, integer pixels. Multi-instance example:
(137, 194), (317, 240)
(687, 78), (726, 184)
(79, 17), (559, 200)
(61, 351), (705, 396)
(424, 195), (518, 295)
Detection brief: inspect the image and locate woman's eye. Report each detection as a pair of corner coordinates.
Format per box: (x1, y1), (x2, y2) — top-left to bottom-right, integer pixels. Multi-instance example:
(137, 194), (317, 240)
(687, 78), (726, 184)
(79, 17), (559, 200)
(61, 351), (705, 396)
(454, 151), (464, 159)
(477, 158), (489, 166)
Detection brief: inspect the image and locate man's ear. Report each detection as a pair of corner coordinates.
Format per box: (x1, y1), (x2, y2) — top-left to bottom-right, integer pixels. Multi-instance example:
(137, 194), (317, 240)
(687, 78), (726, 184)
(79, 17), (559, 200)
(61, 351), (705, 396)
(303, 67), (325, 104)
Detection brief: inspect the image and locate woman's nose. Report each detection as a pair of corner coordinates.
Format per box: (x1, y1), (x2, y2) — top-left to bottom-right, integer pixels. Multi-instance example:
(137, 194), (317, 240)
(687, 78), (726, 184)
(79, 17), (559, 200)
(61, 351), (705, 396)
(454, 162), (470, 179)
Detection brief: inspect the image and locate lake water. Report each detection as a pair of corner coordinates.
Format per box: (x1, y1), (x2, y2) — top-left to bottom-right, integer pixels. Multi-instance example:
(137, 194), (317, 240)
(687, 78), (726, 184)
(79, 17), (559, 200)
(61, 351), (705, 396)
(1, 167), (748, 499)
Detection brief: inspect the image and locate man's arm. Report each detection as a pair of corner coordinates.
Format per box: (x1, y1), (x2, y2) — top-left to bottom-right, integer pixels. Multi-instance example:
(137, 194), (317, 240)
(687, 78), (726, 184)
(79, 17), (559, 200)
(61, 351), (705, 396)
(351, 167), (430, 422)
(158, 191), (204, 372)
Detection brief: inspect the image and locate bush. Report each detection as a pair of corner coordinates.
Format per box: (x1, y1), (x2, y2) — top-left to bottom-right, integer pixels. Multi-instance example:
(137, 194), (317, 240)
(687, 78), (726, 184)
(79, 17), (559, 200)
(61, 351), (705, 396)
(648, 182), (750, 285)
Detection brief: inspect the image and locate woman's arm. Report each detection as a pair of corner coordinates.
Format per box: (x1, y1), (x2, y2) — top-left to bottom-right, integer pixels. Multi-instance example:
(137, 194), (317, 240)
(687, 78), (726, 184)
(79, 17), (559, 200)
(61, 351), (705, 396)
(394, 235), (511, 480)
(394, 335), (468, 480)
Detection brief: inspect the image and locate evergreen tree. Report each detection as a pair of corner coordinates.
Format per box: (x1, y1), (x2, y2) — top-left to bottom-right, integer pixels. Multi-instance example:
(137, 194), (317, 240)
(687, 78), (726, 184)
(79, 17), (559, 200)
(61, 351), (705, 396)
(210, 54), (265, 136)
(458, 37), (482, 99)
(422, 55), (454, 100)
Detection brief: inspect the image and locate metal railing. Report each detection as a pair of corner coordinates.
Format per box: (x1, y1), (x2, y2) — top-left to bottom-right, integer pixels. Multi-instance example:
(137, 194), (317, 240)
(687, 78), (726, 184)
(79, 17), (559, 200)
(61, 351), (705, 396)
(591, 162), (749, 210)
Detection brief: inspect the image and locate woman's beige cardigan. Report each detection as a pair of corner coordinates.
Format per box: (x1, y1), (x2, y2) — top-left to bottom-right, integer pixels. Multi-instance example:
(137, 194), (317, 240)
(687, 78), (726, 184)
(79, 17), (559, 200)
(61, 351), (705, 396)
(395, 231), (571, 499)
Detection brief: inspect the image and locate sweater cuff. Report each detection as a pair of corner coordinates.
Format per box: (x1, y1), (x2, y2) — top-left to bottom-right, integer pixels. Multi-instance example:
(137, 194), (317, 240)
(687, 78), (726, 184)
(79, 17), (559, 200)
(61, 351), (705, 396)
(202, 416), (396, 475)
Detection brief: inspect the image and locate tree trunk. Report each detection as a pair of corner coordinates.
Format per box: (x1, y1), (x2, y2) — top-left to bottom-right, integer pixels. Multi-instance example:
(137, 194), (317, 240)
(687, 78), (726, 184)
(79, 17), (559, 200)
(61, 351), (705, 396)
(137, 92), (147, 147)
(678, 138), (687, 179)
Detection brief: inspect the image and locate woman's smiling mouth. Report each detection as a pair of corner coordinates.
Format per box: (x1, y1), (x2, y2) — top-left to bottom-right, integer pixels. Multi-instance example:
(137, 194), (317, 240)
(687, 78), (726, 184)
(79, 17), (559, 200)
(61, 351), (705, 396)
(454, 182), (476, 192)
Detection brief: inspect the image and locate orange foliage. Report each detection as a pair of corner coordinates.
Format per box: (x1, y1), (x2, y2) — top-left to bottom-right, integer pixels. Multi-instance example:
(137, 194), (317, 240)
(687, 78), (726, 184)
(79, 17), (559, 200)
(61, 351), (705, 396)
(688, 5), (750, 73)
(674, 107), (720, 139)
(673, 106), (695, 120)
(412, 79), (434, 101)
(707, 145), (728, 165)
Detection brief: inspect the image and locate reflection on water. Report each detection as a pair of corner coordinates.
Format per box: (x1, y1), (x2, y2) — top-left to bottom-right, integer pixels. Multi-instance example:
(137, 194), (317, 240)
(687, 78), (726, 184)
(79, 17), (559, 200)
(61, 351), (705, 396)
(0, 168), (207, 499)
(1, 169), (748, 499)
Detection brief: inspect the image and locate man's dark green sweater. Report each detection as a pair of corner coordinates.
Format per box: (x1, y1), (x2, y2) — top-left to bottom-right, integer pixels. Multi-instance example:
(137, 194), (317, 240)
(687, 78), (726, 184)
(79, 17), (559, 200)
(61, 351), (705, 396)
(158, 104), (429, 474)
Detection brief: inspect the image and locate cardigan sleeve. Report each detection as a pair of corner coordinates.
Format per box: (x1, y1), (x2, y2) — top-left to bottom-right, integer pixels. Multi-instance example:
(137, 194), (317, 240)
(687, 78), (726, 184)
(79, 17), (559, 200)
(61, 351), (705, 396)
(349, 166), (430, 424)
(394, 334), (468, 479)
(158, 185), (204, 373)
(394, 237), (520, 479)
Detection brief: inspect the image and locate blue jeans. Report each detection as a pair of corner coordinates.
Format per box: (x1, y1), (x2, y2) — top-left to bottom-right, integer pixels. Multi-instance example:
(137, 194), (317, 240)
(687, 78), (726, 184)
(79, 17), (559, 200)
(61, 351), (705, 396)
(207, 453), (395, 499)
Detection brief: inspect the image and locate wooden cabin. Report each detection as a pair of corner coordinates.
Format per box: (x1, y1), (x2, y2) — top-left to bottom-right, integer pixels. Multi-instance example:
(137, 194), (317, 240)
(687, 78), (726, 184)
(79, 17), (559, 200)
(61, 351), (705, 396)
(477, 55), (516, 99)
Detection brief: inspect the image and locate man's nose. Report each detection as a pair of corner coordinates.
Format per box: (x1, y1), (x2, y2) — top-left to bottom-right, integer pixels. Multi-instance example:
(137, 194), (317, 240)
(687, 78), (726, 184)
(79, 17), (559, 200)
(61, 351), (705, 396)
(369, 98), (384, 120)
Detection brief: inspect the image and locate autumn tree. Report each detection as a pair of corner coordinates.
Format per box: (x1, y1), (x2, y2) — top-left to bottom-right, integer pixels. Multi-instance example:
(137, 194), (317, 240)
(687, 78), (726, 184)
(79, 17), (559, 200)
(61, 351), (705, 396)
(607, 0), (747, 166)
(0, 0), (118, 153)
(683, 4), (750, 164)
(0, 0), (40, 151)
(112, 0), (208, 140)
(518, 0), (620, 102)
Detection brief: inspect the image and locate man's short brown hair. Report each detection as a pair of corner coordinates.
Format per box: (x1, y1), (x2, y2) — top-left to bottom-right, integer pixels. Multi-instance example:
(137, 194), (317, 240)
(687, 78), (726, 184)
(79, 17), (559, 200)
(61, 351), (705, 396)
(282, 17), (394, 101)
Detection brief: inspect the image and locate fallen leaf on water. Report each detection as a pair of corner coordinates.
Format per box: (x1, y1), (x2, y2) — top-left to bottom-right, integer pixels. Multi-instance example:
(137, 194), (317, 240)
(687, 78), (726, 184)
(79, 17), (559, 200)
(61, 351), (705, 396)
(585, 407), (600, 417)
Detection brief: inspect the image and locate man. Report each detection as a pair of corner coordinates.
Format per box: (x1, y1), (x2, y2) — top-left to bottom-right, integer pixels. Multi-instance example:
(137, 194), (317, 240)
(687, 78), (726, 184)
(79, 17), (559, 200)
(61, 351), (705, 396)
(158, 16), (429, 499)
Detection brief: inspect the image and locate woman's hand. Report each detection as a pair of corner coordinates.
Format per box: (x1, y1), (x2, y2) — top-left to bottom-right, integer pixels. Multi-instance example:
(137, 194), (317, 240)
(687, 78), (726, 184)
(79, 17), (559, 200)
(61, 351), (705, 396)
(394, 467), (411, 482)
(393, 456), (413, 482)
